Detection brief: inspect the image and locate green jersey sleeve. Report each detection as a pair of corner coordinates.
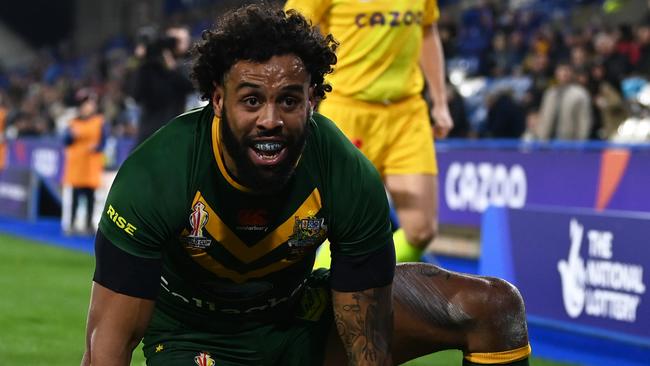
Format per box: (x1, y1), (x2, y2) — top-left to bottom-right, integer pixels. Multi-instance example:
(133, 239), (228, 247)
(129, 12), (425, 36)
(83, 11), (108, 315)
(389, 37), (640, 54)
(312, 114), (393, 257)
(98, 117), (197, 259)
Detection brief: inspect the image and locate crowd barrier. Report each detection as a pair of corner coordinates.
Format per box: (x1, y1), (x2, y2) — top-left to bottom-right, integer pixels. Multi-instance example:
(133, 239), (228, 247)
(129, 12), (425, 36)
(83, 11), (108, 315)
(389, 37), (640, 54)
(3, 137), (650, 224)
(0, 167), (37, 220)
(481, 205), (649, 365)
(0, 137), (132, 220)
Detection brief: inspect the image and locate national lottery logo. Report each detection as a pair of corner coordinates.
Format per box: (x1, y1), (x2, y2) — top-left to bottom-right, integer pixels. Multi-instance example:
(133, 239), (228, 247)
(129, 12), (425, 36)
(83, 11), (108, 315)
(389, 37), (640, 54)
(558, 219), (646, 322)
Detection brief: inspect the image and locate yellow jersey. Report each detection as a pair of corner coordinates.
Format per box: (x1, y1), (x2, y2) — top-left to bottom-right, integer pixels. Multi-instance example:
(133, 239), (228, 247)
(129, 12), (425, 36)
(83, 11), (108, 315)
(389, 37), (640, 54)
(285, 0), (439, 103)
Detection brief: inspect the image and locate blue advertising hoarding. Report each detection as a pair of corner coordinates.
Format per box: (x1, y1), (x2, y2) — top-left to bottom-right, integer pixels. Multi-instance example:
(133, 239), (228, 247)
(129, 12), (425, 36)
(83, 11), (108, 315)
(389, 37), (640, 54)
(0, 167), (36, 220)
(438, 143), (650, 227)
(481, 206), (650, 346)
(4, 137), (134, 204)
(4, 137), (650, 228)
(6, 138), (64, 193)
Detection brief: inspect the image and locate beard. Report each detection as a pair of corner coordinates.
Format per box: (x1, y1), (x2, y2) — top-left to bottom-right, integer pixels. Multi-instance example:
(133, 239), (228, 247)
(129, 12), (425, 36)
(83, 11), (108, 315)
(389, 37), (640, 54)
(220, 106), (309, 194)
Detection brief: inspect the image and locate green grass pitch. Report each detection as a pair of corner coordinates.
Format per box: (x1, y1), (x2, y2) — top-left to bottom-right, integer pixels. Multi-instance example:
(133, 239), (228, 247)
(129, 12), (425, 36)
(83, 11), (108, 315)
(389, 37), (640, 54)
(0, 233), (572, 365)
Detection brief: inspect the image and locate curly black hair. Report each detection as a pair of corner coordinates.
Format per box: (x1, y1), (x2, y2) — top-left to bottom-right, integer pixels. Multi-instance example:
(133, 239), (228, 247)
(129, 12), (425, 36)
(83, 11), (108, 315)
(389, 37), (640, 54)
(191, 4), (338, 102)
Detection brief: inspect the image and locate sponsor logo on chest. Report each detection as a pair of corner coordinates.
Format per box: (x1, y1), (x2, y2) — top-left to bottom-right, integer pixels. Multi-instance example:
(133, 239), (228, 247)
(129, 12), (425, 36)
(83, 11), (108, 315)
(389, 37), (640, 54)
(235, 208), (269, 232)
(354, 9), (424, 28)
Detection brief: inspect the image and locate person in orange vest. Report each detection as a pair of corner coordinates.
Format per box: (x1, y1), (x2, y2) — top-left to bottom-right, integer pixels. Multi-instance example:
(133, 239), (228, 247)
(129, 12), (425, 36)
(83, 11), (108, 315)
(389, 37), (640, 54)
(61, 89), (107, 235)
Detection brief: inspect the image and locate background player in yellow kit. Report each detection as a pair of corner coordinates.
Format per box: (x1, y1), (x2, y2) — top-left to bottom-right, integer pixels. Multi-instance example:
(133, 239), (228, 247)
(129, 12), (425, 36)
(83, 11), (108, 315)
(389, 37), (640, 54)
(285, 0), (454, 264)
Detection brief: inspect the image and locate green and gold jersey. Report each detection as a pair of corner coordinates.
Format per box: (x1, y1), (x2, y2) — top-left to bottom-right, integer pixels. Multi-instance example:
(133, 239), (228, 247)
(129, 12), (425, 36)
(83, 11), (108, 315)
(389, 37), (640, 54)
(98, 106), (391, 331)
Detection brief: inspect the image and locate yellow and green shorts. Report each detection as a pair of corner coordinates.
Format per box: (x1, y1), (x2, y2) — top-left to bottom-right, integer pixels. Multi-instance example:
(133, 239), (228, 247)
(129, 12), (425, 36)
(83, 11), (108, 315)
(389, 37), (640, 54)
(318, 92), (438, 176)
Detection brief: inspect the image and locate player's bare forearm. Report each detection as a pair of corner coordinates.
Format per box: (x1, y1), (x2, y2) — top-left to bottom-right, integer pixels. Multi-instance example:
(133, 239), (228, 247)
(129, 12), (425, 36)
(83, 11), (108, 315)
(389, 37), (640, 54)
(81, 347), (133, 366)
(81, 282), (155, 366)
(81, 329), (141, 366)
(332, 285), (394, 366)
(420, 24), (447, 108)
(421, 24), (454, 138)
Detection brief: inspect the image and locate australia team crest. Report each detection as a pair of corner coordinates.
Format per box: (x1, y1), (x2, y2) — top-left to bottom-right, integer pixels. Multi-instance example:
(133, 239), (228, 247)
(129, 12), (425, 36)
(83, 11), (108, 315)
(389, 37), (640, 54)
(182, 201), (212, 249)
(287, 215), (327, 259)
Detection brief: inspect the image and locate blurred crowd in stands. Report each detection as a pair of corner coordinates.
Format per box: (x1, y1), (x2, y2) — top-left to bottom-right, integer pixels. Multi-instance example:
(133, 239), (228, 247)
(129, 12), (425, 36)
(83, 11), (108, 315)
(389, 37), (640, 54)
(0, 21), (202, 145)
(1, 0), (650, 143)
(0, 2), (213, 146)
(438, 0), (650, 140)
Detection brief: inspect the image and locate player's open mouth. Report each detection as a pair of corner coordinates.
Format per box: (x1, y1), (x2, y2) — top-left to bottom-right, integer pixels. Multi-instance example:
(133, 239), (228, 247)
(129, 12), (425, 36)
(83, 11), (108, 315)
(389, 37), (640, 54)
(249, 141), (288, 166)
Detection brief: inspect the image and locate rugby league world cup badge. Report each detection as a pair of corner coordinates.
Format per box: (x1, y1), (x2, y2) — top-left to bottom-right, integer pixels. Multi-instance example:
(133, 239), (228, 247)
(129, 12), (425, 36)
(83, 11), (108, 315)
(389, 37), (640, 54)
(182, 201), (212, 249)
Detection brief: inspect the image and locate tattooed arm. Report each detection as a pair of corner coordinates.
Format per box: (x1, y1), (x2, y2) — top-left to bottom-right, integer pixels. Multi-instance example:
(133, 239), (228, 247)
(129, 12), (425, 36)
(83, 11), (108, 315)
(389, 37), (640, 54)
(332, 285), (394, 366)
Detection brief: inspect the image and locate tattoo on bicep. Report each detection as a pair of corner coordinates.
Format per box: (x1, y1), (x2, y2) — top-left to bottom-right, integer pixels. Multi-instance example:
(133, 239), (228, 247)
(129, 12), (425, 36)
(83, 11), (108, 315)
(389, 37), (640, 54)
(333, 287), (393, 365)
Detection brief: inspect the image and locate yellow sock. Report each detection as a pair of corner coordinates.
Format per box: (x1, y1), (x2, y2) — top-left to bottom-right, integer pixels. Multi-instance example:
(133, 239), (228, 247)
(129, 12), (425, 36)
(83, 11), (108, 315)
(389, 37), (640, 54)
(463, 344), (531, 365)
(393, 229), (424, 263)
(313, 240), (332, 269)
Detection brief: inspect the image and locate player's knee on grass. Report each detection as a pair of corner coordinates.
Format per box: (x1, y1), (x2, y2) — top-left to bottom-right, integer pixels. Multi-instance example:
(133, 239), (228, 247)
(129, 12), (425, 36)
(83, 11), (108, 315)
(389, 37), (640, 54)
(392, 264), (529, 364)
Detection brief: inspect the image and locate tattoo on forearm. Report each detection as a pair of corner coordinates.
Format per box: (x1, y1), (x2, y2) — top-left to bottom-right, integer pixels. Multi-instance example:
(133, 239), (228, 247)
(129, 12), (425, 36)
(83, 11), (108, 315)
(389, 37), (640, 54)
(333, 286), (393, 366)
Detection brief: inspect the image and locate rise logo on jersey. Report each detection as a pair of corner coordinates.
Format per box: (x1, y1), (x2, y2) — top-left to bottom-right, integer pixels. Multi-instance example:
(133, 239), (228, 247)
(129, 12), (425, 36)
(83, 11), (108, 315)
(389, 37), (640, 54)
(355, 10), (424, 28)
(105, 205), (137, 236)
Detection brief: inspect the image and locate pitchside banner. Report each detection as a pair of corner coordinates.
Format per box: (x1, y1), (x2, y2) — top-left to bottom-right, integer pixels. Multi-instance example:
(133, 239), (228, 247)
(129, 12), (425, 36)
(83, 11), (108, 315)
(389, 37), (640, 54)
(6, 138), (64, 191)
(437, 144), (650, 227)
(5, 137), (134, 199)
(0, 167), (36, 220)
(481, 206), (650, 345)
